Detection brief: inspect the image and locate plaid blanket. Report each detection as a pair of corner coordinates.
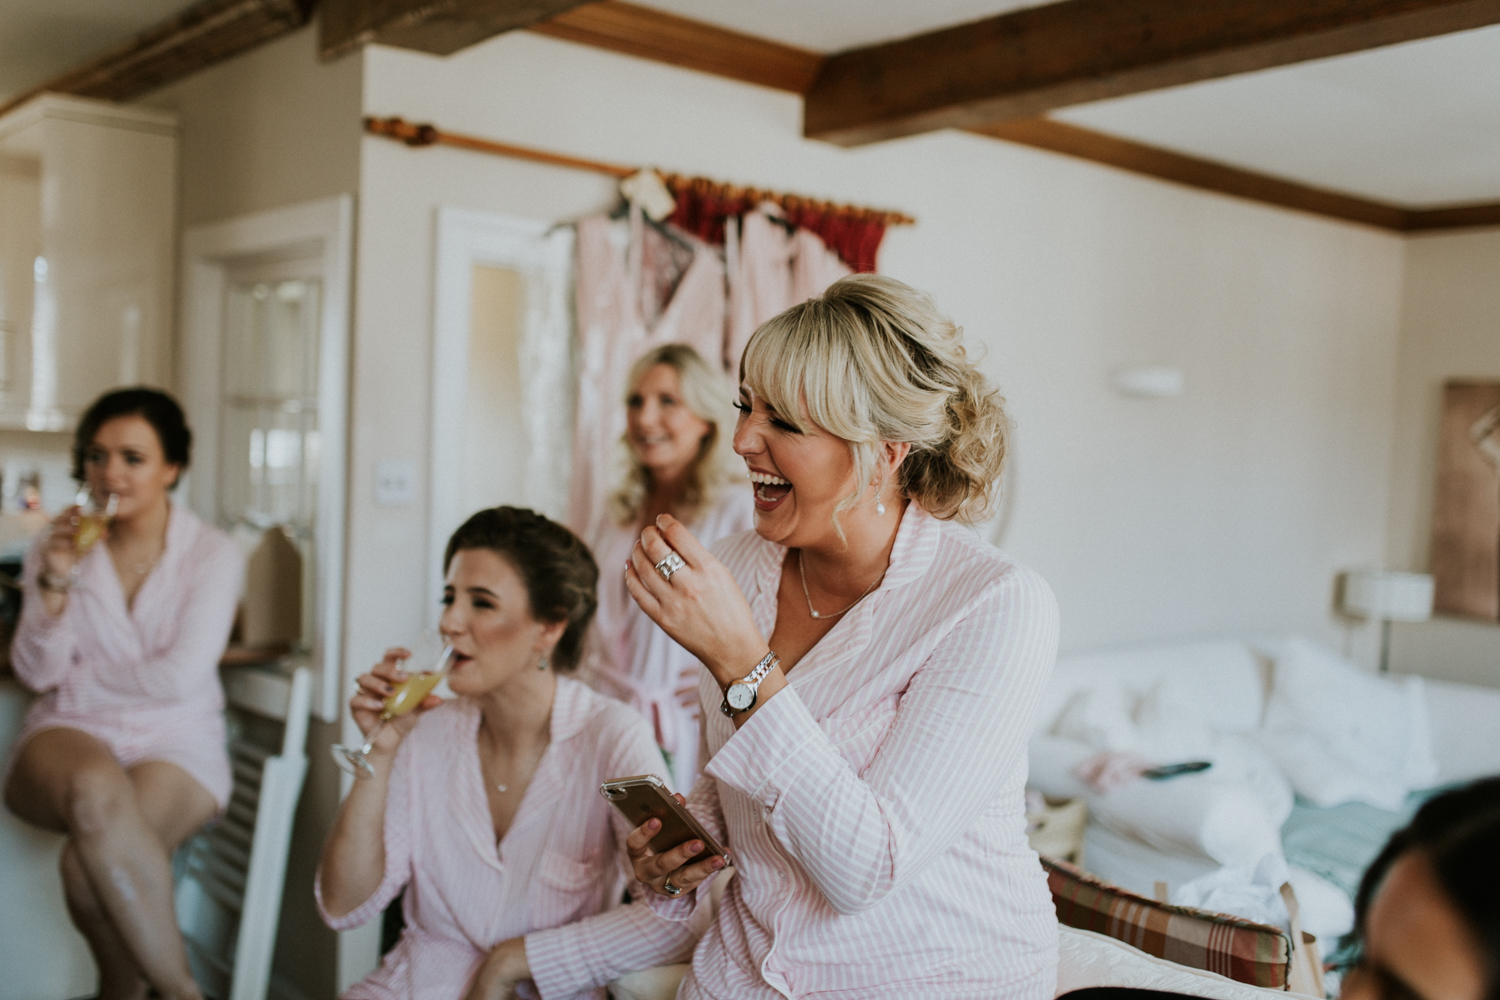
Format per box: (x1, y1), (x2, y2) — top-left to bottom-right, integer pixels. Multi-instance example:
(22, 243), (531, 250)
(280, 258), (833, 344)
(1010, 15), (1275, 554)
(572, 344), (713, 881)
(1042, 856), (1292, 988)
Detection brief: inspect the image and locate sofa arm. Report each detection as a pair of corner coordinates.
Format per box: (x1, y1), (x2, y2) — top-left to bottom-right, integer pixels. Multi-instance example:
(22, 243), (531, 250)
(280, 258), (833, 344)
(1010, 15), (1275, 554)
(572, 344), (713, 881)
(1425, 679), (1500, 785)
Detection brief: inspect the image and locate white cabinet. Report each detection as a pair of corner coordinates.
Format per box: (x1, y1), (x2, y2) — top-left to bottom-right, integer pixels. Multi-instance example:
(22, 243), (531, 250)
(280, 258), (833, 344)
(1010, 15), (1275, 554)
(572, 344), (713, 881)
(0, 94), (176, 430)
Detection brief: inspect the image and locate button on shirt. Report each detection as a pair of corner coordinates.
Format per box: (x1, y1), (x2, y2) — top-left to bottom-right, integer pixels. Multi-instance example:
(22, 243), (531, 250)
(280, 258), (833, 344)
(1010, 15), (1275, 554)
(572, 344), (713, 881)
(654, 503), (1061, 1000)
(317, 678), (698, 1000)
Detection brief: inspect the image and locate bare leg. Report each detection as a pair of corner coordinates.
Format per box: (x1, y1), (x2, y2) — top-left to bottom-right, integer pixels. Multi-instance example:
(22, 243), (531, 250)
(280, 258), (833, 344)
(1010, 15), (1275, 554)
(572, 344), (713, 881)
(61, 840), (148, 1000)
(4, 729), (214, 1000)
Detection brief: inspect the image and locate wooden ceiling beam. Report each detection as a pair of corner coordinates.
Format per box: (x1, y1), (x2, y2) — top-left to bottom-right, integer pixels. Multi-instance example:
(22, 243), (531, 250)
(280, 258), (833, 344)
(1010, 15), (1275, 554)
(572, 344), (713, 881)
(971, 118), (1412, 230)
(320, 0), (595, 59)
(0, 0), (311, 118)
(530, 1), (824, 94)
(804, 0), (1500, 146)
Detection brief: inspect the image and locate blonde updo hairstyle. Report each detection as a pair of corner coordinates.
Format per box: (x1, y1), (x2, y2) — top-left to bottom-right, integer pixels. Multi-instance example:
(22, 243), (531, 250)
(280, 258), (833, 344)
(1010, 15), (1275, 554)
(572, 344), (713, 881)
(611, 343), (736, 525)
(740, 274), (1008, 526)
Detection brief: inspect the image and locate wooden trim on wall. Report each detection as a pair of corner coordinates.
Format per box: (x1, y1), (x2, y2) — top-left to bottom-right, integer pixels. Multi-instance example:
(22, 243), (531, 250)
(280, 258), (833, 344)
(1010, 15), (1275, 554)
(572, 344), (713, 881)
(1405, 201), (1500, 231)
(802, 0), (1500, 146)
(0, 0), (312, 118)
(530, 1), (824, 94)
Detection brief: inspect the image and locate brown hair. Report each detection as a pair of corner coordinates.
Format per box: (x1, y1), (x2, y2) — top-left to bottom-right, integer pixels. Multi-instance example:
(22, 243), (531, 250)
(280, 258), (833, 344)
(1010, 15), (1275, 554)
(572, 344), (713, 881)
(443, 506), (598, 671)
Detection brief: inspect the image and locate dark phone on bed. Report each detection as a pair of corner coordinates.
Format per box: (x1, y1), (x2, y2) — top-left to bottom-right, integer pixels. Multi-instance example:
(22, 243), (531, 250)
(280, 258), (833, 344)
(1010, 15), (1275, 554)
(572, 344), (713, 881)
(600, 774), (730, 867)
(1142, 761), (1213, 780)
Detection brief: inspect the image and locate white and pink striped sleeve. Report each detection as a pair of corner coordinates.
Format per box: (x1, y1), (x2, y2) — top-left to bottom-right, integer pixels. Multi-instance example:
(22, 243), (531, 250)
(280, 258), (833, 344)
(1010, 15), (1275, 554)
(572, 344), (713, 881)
(706, 564), (1059, 915)
(316, 733), (416, 931)
(10, 537), (78, 693)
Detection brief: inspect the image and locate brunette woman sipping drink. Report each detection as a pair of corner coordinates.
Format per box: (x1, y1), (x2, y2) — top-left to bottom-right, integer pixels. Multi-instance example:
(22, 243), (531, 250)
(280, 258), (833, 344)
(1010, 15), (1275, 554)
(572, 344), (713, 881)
(3, 388), (243, 1000)
(317, 507), (700, 1000)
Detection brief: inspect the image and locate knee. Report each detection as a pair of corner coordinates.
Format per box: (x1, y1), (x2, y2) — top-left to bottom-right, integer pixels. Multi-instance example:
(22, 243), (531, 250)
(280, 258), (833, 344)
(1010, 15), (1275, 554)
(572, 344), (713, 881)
(64, 765), (133, 836)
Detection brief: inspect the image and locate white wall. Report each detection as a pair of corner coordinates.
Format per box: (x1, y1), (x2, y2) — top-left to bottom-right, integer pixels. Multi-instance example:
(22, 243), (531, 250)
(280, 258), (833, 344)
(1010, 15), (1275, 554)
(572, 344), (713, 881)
(1386, 228), (1500, 687)
(350, 31), (1403, 678)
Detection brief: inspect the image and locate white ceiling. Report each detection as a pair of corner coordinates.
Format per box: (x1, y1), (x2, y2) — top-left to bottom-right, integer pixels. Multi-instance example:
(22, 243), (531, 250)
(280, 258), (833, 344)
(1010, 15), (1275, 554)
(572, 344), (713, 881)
(0, 0), (190, 105)
(3, 1), (1499, 209)
(1054, 23), (1500, 208)
(634, 0), (1053, 53)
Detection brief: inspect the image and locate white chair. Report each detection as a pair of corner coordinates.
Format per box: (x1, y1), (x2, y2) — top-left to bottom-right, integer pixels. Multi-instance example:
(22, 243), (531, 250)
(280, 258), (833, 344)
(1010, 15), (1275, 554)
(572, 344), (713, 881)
(175, 663), (311, 1000)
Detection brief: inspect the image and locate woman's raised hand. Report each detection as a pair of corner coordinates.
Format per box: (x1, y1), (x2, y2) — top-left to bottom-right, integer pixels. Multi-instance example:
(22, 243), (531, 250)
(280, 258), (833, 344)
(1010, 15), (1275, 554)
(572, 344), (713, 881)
(40, 506), (86, 581)
(349, 648), (442, 752)
(625, 793), (727, 899)
(624, 514), (765, 684)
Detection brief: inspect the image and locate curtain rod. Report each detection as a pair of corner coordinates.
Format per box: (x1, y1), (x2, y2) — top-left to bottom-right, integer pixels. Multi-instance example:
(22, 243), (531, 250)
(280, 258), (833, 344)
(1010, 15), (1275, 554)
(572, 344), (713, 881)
(364, 116), (916, 227)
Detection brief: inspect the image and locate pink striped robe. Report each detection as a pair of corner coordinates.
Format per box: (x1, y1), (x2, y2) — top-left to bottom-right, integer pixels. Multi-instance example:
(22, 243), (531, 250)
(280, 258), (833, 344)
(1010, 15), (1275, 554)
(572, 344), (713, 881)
(316, 677), (699, 1000)
(6, 501), (243, 808)
(657, 503), (1061, 999)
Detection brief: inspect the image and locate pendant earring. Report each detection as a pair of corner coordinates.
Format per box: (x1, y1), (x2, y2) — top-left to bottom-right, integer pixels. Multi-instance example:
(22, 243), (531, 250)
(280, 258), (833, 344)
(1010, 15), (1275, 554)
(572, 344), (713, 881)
(874, 476), (887, 517)
(537, 655), (549, 671)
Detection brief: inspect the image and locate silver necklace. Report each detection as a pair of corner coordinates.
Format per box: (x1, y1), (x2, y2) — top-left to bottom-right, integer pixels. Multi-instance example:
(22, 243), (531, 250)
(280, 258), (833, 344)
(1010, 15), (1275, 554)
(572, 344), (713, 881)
(798, 550), (883, 620)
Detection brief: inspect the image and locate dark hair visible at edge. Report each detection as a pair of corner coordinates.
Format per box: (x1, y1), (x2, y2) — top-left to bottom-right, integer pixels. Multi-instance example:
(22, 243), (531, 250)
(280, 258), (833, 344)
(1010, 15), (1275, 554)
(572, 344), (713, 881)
(442, 506), (599, 672)
(1343, 775), (1500, 996)
(72, 387), (193, 485)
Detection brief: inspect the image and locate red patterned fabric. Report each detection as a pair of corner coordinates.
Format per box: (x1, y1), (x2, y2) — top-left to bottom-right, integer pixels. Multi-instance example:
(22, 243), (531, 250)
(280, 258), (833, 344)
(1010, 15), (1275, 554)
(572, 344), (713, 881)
(1042, 857), (1292, 989)
(665, 180), (887, 273)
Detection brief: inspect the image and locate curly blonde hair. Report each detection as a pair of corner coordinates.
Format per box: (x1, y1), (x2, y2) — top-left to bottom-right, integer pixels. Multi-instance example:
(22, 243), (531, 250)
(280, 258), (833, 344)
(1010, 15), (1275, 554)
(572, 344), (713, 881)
(740, 274), (1009, 526)
(610, 344), (736, 526)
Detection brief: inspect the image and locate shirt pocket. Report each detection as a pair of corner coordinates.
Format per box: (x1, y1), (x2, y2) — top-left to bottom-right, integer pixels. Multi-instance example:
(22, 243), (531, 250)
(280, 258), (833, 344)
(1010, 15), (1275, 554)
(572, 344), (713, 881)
(529, 849), (606, 929)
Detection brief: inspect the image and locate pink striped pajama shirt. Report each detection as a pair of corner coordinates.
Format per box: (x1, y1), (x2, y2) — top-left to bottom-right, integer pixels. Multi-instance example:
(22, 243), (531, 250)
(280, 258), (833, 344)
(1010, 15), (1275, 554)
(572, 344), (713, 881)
(6, 501), (244, 808)
(657, 503), (1061, 999)
(316, 677), (700, 1000)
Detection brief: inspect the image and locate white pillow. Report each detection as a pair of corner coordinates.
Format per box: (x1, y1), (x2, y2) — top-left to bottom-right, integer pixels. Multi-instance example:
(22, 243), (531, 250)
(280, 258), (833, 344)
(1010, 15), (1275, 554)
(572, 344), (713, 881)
(1089, 774), (1284, 868)
(1258, 637), (1437, 810)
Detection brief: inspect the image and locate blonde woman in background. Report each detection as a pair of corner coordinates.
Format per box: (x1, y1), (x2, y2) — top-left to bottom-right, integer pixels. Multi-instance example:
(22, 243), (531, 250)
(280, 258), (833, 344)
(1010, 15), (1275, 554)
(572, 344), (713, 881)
(587, 345), (753, 791)
(622, 276), (1061, 998)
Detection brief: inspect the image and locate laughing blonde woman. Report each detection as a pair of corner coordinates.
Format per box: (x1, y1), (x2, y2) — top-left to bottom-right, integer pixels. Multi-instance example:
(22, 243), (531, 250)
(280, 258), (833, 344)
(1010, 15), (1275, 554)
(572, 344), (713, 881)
(621, 275), (1061, 999)
(586, 345), (752, 791)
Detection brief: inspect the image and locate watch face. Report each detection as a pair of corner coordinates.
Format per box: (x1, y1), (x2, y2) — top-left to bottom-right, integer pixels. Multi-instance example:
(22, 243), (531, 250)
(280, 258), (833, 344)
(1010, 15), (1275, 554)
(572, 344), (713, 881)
(726, 683), (756, 711)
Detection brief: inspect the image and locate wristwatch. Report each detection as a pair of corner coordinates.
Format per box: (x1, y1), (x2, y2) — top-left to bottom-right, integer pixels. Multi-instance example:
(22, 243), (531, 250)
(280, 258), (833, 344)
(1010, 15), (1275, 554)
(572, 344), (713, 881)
(37, 568), (77, 593)
(720, 651), (780, 718)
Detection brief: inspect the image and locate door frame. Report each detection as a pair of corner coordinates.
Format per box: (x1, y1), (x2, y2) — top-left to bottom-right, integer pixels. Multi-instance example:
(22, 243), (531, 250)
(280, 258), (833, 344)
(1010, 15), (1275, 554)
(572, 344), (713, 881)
(428, 207), (574, 621)
(179, 195), (353, 723)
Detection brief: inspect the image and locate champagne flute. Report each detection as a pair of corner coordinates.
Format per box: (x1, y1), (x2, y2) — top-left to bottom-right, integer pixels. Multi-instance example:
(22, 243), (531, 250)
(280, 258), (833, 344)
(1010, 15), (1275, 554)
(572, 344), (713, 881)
(332, 634), (453, 777)
(74, 488), (120, 554)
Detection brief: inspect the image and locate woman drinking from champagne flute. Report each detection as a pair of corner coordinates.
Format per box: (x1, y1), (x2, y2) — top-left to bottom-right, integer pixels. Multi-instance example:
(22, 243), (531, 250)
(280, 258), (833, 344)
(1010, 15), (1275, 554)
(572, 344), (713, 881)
(587, 344), (752, 791)
(318, 507), (700, 1000)
(622, 275), (1062, 998)
(3, 388), (244, 1000)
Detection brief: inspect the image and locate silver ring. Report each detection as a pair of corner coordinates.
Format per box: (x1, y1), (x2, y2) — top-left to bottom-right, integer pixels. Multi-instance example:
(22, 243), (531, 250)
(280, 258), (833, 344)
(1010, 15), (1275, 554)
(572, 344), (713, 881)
(654, 551), (686, 582)
(662, 876), (683, 897)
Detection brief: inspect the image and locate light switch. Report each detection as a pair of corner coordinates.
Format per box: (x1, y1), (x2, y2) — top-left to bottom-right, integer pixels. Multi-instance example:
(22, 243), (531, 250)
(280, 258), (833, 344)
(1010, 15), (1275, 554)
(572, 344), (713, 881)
(374, 459), (417, 506)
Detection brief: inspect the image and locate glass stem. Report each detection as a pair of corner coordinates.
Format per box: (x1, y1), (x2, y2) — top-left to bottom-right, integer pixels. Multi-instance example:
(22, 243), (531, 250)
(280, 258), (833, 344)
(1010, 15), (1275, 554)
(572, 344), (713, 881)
(359, 718), (389, 756)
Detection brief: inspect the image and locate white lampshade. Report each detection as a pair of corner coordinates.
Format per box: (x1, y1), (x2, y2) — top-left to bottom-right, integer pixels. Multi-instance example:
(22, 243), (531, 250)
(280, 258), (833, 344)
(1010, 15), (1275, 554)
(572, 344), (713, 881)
(1342, 570), (1434, 622)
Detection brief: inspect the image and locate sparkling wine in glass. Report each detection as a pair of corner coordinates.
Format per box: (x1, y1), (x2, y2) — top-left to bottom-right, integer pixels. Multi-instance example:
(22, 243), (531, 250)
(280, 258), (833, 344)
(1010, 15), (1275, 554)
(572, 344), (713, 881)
(331, 635), (453, 778)
(74, 489), (120, 554)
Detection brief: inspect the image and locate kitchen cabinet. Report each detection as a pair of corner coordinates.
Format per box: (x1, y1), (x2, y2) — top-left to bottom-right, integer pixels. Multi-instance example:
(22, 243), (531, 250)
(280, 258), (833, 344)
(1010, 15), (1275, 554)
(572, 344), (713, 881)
(0, 94), (176, 430)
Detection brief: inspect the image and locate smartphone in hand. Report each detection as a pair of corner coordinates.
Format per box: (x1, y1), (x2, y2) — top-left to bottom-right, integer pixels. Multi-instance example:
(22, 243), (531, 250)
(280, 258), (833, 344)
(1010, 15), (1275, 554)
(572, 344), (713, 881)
(600, 774), (730, 866)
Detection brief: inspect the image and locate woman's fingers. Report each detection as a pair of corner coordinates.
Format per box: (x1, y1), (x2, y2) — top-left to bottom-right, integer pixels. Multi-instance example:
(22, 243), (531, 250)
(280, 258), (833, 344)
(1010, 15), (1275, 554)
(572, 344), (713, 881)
(637, 525), (681, 569)
(654, 514), (712, 567)
(626, 817), (661, 859)
(622, 560), (663, 621)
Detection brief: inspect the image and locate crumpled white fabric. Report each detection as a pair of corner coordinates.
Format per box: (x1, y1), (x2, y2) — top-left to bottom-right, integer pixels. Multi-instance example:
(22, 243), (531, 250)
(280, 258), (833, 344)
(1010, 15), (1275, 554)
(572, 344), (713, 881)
(1171, 853), (1291, 930)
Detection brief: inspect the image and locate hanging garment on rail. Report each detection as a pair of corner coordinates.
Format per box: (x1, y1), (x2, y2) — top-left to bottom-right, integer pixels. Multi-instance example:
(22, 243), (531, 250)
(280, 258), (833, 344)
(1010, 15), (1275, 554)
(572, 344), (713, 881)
(723, 204), (851, 373)
(567, 209), (725, 545)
